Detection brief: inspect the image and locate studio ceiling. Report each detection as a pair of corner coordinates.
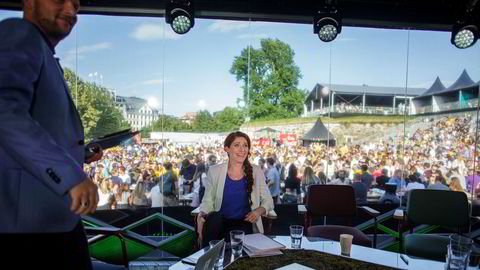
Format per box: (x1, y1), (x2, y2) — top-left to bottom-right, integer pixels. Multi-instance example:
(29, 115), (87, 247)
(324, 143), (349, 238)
(1, 0), (479, 32)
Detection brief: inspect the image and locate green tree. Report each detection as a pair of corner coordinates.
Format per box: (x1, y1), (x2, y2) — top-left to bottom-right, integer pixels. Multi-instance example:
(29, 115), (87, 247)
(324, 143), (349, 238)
(65, 68), (130, 140)
(214, 107), (244, 131)
(151, 115), (191, 132)
(192, 110), (216, 132)
(230, 38), (306, 120)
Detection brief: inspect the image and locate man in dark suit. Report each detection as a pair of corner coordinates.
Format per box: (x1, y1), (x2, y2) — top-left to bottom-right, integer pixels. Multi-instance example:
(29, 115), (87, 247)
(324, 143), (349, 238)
(0, 0), (101, 268)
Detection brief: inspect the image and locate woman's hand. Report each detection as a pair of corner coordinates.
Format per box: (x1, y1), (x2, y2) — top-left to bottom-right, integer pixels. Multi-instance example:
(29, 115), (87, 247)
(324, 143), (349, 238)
(244, 207), (266, 223)
(197, 211), (207, 241)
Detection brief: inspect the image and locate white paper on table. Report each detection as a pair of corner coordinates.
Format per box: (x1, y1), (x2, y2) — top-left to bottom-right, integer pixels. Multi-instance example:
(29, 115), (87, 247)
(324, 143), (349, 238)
(243, 233), (286, 257)
(275, 263), (315, 270)
(243, 245), (284, 257)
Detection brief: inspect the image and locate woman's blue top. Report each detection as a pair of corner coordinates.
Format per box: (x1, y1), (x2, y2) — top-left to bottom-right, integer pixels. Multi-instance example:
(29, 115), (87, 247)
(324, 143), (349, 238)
(220, 175), (250, 220)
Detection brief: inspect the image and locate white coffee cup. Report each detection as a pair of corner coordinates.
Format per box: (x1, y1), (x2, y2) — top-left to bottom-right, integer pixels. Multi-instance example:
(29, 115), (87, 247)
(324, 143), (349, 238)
(340, 234), (354, 256)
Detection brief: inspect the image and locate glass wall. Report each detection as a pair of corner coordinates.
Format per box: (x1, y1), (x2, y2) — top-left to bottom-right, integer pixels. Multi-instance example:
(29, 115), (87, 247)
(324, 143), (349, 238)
(2, 5), (480, 258)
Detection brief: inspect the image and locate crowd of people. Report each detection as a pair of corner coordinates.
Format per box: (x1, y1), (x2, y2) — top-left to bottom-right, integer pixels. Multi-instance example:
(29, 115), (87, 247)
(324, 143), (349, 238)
(86, 114), (479, 210)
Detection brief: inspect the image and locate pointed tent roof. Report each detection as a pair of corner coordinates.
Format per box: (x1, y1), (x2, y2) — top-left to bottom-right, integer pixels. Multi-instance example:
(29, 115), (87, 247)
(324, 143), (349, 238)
(302, 118), (335, 141)
(420, 76), (445, 96)
(255, 127), (280, 133)
(442, 69), (476, 93)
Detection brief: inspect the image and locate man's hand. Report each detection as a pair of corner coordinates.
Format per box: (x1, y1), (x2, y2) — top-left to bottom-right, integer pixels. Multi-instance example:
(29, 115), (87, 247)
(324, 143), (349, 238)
(197, 211), (207, 241)
(85, 143), (103, 164)
(244, 207), (265, 223)
(69, 177), (99, 215)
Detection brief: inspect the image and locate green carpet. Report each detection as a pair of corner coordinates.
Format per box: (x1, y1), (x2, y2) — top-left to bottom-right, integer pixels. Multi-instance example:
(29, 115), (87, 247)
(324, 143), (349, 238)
(226, 249), (400, 270)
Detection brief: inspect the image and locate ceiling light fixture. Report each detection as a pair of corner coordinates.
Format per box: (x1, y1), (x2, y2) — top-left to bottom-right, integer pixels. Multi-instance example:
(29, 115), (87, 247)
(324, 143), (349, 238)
(313, 6), (342, 42)
(165, 0), (194, 35)
(451, 23), (478, 49)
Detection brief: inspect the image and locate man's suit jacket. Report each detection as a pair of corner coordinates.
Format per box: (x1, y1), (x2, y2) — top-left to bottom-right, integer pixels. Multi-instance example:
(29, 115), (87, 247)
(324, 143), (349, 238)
(199, 162), (274, 233)
(0, 18), (87, 233)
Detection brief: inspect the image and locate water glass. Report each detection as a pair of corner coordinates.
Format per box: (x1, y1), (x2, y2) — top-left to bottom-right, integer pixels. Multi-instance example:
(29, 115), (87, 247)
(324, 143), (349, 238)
(230, 230), (244, 256)
(290, 225), (304, 249)
(209, 240), (225, 269)
(446, 234), (473, 270)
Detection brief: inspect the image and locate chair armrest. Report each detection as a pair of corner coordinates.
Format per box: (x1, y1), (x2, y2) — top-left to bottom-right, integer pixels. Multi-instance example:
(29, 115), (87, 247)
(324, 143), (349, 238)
(298, 204), (307, 214)
(266, 209), (277, 219)
(360, 206), (380, 217)
(191, 206), (200, 216)
(394, 209), (405, 221)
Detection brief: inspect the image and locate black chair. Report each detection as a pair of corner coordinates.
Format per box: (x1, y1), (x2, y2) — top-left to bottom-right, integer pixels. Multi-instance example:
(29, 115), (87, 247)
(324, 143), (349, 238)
(403, 189), (470, 261)
(299, 185), (379, 248)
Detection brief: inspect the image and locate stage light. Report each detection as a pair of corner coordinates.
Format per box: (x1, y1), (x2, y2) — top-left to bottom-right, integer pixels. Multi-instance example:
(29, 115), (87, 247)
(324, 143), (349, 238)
(165, 0), (194, 34)
(451, 23), (478, 49)
(314, 14), (341, 42)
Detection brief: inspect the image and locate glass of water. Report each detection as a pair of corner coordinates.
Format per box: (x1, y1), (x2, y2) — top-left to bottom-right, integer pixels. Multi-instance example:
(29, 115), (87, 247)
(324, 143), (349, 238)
(230, 230), (245, 256)
(209, 240), (225, 269)
(446, 234), (472, 270)
(290, 225), (304, 249)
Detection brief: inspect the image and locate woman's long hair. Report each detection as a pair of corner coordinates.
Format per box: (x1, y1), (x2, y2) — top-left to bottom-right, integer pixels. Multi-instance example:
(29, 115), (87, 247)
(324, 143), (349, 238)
(287, 164), (298, 179)
(224, 131), (253, 206)
(303, 166), (316, 185)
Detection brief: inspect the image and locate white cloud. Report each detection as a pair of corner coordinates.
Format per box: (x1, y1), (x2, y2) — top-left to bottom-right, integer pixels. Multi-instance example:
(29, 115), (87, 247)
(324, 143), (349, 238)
(208, 20), (250, 33)
(61, 42), (111, 67)
(236, 33), (268, 39)
(77, 42), (111, 54)
(130, 23), (181, 41)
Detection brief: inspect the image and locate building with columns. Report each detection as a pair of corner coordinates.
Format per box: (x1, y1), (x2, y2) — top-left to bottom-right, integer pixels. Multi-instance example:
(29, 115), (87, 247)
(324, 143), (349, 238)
(115, 96), (160, 131)
(304, 70), (479, 117)
(304, 83), (424, 117)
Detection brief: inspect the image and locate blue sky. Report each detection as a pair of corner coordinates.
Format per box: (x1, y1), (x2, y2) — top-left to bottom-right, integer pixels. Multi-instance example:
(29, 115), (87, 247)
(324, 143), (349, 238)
(1, 10), (479, 116)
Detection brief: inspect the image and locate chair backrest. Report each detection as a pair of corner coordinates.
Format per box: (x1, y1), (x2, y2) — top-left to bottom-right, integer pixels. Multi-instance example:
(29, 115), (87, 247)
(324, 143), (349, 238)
(306, 185), (357, 218)
(406, 189), (469, 227)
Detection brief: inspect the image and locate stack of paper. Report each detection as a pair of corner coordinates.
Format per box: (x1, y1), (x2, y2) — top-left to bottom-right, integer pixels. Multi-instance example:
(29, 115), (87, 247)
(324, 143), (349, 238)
(243, 233), (285, 257)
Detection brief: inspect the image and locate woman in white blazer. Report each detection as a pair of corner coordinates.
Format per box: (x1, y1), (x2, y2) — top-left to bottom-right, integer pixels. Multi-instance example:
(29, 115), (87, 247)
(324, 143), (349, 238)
(197, 131), (274, 244)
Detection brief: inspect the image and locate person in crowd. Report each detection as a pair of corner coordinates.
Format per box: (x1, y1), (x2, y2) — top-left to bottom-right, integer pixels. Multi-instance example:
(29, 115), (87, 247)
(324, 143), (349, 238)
(119, 166), (131, 185)
(318, 171), (328, 184)
(379, 183), (400, 205)
(406, 175), (426, 191)
(129, 181), (149, 209)
(97, 180), (113, 210)
(360, 164), (374, 189)
(388, 169), (406, 190)
(206, 154), (217, 172)
(351, 174), (368, 205)
(192, 163), (207, 207)
(197, 132), (273, 247)
(303, 166), (320, 188)
(283, 164), (302, 204)
(330, 170), (351, 185)
(0, 0), (102, 268)
(180, 156), (197, 193)
(147, 177), (165, 208)
(428, 175), (451, 191)
(258, 158), (267, 177)
(449, 176), (465, 192)
(266, 157), (281, 204)
(375, 169), (390, 189)
(115, 183), (131, 209)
